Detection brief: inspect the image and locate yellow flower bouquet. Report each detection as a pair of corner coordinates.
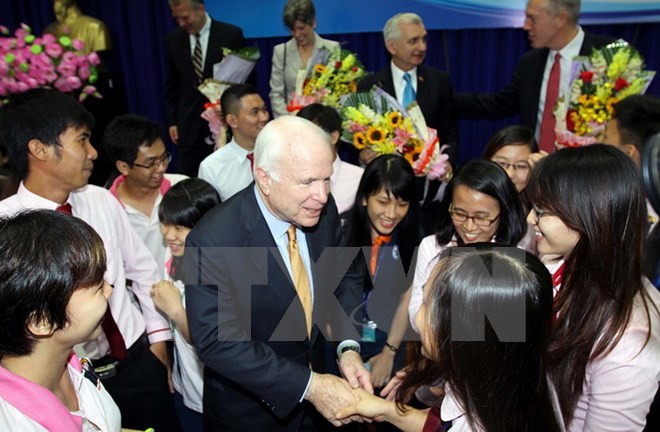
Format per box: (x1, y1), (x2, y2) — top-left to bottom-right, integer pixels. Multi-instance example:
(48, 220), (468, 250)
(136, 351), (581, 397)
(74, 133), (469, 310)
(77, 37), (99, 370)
(340, 87), (449, 179)
(554, 39), (655, 148)
(287, 47), (366, 112)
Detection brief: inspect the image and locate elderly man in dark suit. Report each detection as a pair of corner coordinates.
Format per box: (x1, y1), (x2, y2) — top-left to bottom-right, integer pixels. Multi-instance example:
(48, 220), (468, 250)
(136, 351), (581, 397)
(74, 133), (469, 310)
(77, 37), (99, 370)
(165, 0), (247, 176)
(185, 115), (372, 431)
(454, 0), (615, 152)
(358, 12), (458, 235)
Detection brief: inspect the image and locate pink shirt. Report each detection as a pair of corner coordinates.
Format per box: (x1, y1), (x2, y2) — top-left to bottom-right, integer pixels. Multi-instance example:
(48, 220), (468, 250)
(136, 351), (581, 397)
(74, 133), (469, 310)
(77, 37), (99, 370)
(567, 279), (660, 431)
(0, 353), (121, 431)
(0, 183), (171, 358)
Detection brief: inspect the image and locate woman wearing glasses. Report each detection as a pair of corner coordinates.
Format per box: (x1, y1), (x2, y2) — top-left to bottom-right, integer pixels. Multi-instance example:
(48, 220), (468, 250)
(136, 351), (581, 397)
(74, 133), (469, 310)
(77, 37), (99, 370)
(526, 145), (660, 431)
(408, 160), (526, 331)
(483, 125), (540, 254)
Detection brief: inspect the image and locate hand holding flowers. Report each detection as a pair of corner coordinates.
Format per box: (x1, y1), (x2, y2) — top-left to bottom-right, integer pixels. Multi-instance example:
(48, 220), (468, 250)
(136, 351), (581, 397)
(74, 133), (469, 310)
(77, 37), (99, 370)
(554, 39), (655, 148)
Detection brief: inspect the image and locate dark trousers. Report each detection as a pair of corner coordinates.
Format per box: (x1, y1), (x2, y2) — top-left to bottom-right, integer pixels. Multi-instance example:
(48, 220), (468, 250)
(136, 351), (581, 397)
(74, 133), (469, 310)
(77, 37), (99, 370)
(100, 340), (181, 432)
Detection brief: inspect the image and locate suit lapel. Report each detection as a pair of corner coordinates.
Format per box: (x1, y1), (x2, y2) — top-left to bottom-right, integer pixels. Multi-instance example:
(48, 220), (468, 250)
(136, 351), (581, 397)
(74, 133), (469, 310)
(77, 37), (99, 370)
(205, 21), (225, 77)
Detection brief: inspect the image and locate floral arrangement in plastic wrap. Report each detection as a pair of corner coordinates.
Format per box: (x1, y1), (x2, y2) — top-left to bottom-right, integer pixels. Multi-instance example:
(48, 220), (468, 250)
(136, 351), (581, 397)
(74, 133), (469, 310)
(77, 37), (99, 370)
(553, 39), (655, 149)
(0, 24), (101, 105)
(198, 46), (260, 149)
(340, 87), (449, 179)
(287, 47), (366, 112)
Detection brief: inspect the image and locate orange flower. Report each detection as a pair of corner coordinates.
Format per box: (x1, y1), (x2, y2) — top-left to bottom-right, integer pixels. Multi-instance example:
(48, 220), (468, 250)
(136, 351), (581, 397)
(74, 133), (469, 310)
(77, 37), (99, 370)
(353, 132), (367, 149)
(314, 64), (327, 74)
(366, 127), (386, 144)
(387, 112), (403, 128)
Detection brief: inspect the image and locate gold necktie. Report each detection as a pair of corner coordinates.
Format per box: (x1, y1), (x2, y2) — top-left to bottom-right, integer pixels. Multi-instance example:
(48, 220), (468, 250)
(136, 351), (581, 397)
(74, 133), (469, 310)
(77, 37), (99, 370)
(287, 224), (312, 337)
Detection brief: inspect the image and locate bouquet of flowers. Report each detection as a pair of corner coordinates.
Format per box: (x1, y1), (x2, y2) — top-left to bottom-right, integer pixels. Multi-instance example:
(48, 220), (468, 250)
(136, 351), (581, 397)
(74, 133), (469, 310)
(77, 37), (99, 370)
(340, 87), (449, 179)
(198, 46), (260, 149)
(0, 24), (101, 105)
(287, 47), (366, 112)
(554, 39), (655, 148)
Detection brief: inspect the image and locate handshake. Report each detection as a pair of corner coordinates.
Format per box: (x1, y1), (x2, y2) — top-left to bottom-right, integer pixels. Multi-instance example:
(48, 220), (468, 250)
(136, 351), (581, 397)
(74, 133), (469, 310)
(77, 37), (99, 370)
(304, 349), (404, 426)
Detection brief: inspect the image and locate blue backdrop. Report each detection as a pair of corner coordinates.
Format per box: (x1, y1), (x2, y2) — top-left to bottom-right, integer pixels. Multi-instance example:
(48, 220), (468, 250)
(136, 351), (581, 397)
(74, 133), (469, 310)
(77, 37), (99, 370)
(2, 0), (660, 170)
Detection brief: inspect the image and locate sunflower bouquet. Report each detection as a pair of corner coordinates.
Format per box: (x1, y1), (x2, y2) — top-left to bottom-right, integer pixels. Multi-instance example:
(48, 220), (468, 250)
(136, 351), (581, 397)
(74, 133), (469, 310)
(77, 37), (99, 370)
(340, 87), (449, 179)
(554, 39), (655, 148)
(287, 47), (366, 112)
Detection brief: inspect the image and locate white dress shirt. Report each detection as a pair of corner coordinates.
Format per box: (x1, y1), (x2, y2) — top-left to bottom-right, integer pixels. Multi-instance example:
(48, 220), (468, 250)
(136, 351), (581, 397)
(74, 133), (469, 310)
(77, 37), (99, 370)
(390, 62), (418, 106)
(198, 138), (254, 201)
(0, 183), (171, 358)
(535, 27), (585, 138)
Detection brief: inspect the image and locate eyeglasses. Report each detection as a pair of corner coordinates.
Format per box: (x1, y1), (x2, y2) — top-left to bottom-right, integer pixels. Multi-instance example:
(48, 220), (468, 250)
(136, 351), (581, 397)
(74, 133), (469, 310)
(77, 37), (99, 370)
(448, 204), (500, 227)
(132, 151), (172, 170)
(531, 204), (556, 224)
(492, 160), (530, 171)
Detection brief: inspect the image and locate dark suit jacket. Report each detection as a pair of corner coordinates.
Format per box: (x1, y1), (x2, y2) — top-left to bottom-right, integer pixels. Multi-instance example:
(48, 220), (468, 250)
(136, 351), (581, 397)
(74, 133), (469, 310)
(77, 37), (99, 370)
(164, 20), (246, 150)
(185, 185), (363, 431)
(358, 64), (458, 164)
(454, 32), (616, 131)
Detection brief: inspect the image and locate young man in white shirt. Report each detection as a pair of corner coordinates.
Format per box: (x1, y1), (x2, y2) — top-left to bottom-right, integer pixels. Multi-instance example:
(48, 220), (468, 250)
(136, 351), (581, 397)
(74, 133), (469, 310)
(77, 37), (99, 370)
(0, 88), (180, 432)
(198, 84), (269, 201)
(104, 114), (187, 273)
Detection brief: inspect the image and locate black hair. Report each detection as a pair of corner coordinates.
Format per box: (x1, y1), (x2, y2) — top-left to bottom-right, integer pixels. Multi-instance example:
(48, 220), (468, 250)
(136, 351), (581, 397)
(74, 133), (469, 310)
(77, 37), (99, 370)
(344, 154), (419, 274)
(612, 94), (660, 150)
(398, 244), (562, 432)
(103, 114), (164, 165)
(159, 178), (221, 279)
(220, 84), (261, 118)
(482, 125), (538, 160)
(526, 144), (654, 424)
(435, 160), (526, 246)
(296, 103), (342, 135)
(0, 210), (106, 357)
(0, 88), (94, 180)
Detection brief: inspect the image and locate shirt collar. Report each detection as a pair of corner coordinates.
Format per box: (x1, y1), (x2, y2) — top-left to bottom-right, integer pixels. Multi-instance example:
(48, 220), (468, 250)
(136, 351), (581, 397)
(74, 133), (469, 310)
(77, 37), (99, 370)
(253, 185), (291, 241)
(17, 182), (69, 209)
(390, 62), (417, 85)
(198, 13), (212, 37)
(553, 25), (584, 60)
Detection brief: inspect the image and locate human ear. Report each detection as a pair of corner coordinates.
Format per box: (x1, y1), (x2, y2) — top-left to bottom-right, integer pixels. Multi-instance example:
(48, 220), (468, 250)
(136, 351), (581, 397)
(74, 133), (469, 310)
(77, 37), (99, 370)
(27, 139), (50, 162)
(27, 314), (56, 337)
(254, 167), (271, 195)
(116, 160), (131, 176)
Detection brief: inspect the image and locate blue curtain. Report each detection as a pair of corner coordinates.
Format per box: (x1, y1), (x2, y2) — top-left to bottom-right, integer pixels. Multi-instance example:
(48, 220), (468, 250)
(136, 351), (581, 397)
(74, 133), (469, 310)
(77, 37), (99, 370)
(2, 0), (659, 164)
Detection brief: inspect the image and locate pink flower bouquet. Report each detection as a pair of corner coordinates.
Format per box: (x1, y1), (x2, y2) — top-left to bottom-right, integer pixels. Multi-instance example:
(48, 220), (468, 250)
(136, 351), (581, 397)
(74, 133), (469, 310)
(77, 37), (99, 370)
(0, 24), (101, 105)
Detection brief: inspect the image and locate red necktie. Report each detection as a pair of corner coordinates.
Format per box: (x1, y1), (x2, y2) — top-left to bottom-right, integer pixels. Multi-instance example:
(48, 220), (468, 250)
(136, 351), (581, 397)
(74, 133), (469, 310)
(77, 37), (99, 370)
(370, 235), (392, 276)
(246, 152), (254, 171)
(539, 53), (561, 153)
(56, 203), (127, 360)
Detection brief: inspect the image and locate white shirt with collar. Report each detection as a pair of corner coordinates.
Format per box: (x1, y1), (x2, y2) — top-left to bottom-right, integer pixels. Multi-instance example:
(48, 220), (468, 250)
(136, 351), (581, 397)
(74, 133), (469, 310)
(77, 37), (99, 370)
(198, 138), (254, 201)
(536, 26), (585, 138)
(330, 156), (364, 215)
(0, 183), (171, 358)
(390, 62), (418, 106)
(188, 12), (212, 67)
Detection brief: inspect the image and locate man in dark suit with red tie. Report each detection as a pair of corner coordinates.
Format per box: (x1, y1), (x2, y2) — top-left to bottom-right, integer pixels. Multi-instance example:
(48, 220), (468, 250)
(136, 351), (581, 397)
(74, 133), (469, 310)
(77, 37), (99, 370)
(454, 0), (614, 152)
(165, 0), (247, 176)
(358, 12), (458, 235)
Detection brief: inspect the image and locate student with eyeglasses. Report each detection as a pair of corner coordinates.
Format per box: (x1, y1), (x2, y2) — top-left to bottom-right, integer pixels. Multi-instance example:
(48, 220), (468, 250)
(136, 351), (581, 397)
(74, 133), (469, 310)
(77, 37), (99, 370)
(483, 125), (542, 255)
(407, 160), (527, 332)
(526, 145), (660, 431)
